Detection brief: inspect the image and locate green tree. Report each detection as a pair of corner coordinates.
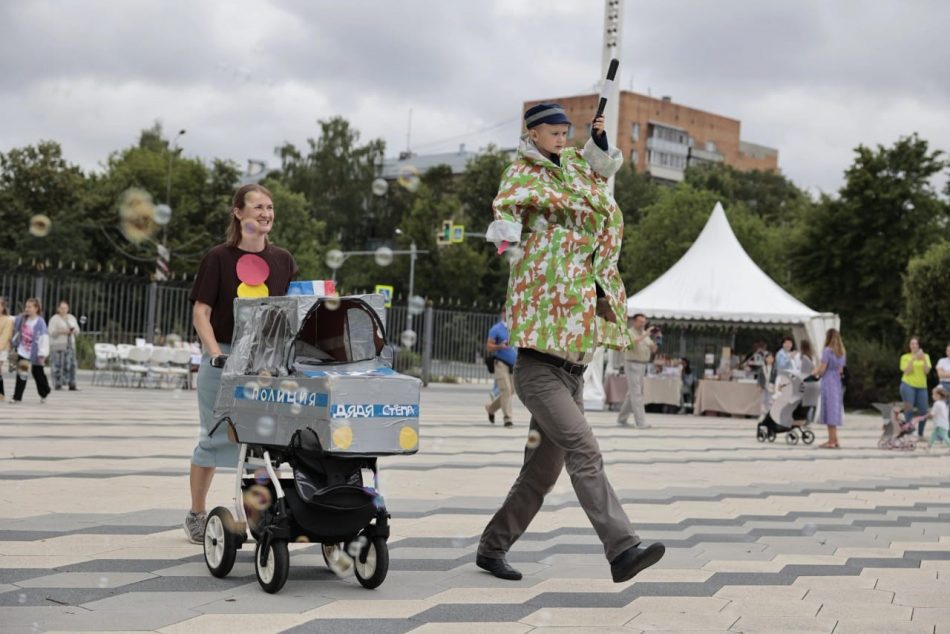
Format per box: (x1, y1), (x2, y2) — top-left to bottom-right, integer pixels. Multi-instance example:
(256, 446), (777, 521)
(684, 162), (812, 227)
(613, 163), (660, 226)
(901, 240), (950, 351)
(619, 185), (784, 294)
(262, 179), (329, 280)
(275, 117), (385, 249)
(791, 134), (948, 345)
(0, 141), (88, 268)
(82, 123), (241, 276)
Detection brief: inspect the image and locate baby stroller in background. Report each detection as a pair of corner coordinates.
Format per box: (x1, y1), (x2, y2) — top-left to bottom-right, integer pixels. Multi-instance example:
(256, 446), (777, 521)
(202, 294), (421, 594)
(757, 372), (818, 445)
(873, 402), (919, 451)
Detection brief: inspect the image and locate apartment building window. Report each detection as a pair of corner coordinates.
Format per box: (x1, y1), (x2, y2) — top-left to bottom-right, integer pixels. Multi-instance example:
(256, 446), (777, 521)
(648, 150), (687, 170)
(630, 149), (639, 164)
(705, 140), (717, 153)
(567, 124), (576, 140)
(631, 122), (640, 141)
(652, 126), (688, 145)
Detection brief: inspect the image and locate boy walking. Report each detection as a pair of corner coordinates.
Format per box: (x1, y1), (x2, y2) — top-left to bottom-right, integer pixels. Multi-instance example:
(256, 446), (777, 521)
(477, 103), (665, 583)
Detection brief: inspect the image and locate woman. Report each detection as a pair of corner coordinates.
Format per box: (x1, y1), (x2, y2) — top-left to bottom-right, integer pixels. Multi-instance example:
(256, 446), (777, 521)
(813, 328), (846, 448)
(184, 184), (298, 543)
(798, 339), (819, 423)
(11, 298), (51, 404)
(899, 336), (932, 437)
(0, 297), (14, 401)
(48, 300), (81, 391)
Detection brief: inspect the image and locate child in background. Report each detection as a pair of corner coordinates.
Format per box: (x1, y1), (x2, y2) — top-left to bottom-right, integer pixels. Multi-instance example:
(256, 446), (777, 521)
(925, 386), (950, 450)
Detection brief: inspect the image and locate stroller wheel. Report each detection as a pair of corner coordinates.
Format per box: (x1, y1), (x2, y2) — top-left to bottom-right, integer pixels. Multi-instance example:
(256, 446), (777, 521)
(877, 438), (888, 449)
(353, 535), (389, 589)
(204, 507), (240, 578)
(767, 430), (776, 442)
(802, 430), (815, 445)
(757, 426), (767, 442)
(786, 432), (799, 445)
(255, 539), (289, 594)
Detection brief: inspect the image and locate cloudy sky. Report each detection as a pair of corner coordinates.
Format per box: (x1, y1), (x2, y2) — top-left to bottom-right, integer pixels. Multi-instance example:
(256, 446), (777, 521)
(2, 0), (948, 195)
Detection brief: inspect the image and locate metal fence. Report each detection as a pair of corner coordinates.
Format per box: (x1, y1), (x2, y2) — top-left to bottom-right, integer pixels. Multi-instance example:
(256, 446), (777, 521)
(1, 269), (498, 384)
(1, 270), (193, 344)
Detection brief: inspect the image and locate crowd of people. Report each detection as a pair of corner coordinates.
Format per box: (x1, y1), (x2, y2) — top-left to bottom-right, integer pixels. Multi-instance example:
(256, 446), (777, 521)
(0, 297), (84, 404)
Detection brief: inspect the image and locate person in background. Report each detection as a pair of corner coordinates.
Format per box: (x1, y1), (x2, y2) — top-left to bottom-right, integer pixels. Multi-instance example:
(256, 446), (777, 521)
(813, 328), (847, 448)
(48, 299), (81, 391)
(775, 336), (795, 376)
(11, 298), (51, 404)
(617, 313), (656, 429)
(899, 336), (932, 438)
(798, 339), (819, 423)
(680, 357), (696, 413)
(485, 317), (516, 427)
(184, 184), (298, 544)
(936, 343), (950, 396)
(925, 385), (950, 451)
(0, 298), (13, 401)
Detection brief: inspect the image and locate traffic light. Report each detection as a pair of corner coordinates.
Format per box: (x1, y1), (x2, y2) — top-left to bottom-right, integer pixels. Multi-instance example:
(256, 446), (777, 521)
(438, 220), (452, 245)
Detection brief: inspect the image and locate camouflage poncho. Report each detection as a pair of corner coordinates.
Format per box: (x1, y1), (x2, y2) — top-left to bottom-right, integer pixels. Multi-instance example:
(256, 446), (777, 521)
(486, 136), (633, 353)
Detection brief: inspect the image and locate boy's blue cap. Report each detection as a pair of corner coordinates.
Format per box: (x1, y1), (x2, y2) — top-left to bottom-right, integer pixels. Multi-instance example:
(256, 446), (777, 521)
(524, 103), (572, 129)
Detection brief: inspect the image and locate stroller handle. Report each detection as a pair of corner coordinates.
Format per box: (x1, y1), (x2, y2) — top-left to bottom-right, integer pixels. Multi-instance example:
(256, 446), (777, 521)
(210, 354), (229, 368)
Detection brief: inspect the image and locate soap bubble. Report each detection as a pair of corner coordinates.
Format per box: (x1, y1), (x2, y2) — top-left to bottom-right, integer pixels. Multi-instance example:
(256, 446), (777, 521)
(17, 593), (27, 604)
(397, 165), (421, 192)
(242, 220), (258, 236)
(346, 535), (369, 557)
(17, 359), (31, 380)
(371, 178), (388, 196)
(526, 429), (542, 449)
(253, 467), (270, 485)
(802, 522), (817, 536)
(408, 295), (426, 316)
(400, 329), (417, 348)
(153, 204), (172, 226)
(505, 245), (524, 264)
(295, 535), (310, 544)
(255, 416), (275, 436)
(290, 403), (303, 415)
(98, 576), (109, 588)
(242, 381), (261, 400)
(257, 369), (274, 387)
(374, 246), (394, 267)
(325, 249), (345, 270)
(323, 293), (341, 311)
(326, 547), (354, 577)
(117, 187), (158, 244)
(28, 214), (52, 237)
(279, 379), (299, 395)
(531, 217), (548, 232)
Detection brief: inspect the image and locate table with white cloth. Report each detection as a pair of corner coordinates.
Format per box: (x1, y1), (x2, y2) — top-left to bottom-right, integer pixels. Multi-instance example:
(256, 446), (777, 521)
(693, 379), (762, 417)
(604, 374), (683, 408)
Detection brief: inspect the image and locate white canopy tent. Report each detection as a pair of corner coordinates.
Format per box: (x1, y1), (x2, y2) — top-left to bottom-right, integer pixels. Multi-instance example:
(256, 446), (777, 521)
(626, 201), (838, 348)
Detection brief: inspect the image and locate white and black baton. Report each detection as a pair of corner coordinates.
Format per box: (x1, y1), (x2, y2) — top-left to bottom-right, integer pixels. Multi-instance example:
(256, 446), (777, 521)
(596, 58), (620, 118)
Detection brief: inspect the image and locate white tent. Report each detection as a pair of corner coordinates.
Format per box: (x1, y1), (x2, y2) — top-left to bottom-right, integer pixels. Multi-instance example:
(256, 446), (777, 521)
(625, 202), (838, 352)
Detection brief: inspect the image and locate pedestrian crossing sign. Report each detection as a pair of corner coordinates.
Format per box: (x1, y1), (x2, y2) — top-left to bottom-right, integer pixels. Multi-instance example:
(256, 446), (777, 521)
(375, 284), (394, 308)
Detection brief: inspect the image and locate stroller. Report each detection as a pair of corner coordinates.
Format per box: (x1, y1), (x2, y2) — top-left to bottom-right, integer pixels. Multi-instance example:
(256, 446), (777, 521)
(756, 372), (818, 445)
(873, 402), (919, 450)
(202, 294), (421, 593)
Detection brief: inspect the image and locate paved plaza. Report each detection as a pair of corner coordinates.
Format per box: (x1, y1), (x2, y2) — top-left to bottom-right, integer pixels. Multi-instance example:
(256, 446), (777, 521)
(2, 375), (950, 633)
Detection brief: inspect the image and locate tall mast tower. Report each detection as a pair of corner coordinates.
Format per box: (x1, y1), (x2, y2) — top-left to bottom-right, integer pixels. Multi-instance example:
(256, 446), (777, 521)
(601, 0), (623, 192)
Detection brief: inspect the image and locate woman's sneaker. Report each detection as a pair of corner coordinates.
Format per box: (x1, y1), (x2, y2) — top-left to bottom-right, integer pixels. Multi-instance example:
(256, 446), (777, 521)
(183, 510), (207, 544)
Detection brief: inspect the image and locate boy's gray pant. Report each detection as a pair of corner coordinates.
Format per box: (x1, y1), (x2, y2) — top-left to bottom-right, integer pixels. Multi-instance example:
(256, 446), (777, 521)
(478, 353), (640, 563)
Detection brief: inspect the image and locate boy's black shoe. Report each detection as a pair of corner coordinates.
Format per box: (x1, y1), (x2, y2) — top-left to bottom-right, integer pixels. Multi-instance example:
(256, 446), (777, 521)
(476, 554), (522, 580)
(610, 542), (666, 583)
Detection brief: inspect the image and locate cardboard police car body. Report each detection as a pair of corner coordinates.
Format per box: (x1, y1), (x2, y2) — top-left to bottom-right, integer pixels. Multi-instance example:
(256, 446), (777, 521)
(213, 294), (420, 456)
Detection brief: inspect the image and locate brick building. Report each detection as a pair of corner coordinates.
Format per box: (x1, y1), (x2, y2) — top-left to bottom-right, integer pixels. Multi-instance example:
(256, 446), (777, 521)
(524, 91), (778, 182)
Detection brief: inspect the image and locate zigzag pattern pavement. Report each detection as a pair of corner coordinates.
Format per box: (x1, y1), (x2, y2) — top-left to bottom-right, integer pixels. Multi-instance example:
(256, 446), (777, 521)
(2, 375), (950, 633)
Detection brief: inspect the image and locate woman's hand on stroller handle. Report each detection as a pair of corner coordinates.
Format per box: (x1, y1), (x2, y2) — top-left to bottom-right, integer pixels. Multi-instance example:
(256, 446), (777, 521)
(210, 354), (229, 368)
